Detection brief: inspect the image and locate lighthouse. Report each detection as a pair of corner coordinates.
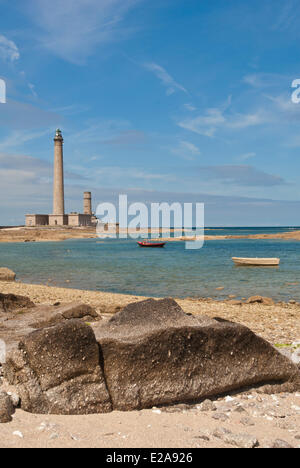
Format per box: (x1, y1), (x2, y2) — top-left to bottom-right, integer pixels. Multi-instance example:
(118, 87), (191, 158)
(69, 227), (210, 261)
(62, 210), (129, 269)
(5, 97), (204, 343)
(25, 129), (94, 227)
(49, 129), (68, 225)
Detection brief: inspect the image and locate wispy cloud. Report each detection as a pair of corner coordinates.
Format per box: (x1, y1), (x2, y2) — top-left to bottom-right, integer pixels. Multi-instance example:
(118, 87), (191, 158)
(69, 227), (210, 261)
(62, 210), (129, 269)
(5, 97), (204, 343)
(69, 119), (135, 144)
(272, 0), (299, 32)
(265, 93), (300, 118)
(196, 165), (287, 187)
(0, 128), (51, 152)
(178, 108), (226, 137)
(178, 107), (270, 137)
(24, 0), (141, 64)
(227, 111), (268, 129)
(243, 72), (290, 89)
(171, 140), (201, 160)
(144, 62), (188, 96)
(0, 35), (20, 62)
(184, 103), (196, 111)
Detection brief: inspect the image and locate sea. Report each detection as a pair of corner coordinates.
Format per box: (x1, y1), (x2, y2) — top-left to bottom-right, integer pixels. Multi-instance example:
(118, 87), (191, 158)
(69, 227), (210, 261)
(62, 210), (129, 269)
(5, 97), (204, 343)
(0, 227), (300, 302)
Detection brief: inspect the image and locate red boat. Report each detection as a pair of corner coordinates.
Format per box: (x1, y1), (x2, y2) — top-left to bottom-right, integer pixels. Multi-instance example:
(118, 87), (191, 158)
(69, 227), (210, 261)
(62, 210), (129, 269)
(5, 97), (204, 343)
(137, 241), (166, 248)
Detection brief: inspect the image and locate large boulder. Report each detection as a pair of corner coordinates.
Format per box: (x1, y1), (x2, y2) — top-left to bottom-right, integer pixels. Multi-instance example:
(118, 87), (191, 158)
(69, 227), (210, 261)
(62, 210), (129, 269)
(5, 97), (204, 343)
(0, 268), (16, 282)
(3, 320), (112, 415)
(0, 293), (35, 313)
(93, 298), (300, 411)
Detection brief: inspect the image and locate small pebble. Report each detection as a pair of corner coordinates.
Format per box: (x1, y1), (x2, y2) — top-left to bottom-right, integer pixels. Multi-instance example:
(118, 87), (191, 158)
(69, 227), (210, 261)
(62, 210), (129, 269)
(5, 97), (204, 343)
(212, 412), (229, 422)
(272, 439), (293, 449)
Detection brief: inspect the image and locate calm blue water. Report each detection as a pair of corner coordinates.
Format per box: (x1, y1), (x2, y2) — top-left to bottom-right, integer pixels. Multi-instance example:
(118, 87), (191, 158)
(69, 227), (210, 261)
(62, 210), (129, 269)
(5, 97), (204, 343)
(0, 227), (300, 301)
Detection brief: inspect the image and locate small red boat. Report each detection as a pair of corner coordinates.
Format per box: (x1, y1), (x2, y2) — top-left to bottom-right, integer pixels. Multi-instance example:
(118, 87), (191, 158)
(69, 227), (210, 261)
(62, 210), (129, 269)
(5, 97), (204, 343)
(137, 241), (166, 248)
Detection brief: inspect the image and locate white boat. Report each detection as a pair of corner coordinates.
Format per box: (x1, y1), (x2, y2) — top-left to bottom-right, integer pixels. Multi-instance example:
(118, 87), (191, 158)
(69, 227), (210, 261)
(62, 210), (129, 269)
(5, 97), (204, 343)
(232, 257), (280, 266)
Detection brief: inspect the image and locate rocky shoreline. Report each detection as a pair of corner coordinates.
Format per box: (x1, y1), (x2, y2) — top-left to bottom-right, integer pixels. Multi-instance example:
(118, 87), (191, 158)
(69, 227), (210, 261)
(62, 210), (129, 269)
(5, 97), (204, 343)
(0, 280), (299, 345)
(0, 275), (299, 448)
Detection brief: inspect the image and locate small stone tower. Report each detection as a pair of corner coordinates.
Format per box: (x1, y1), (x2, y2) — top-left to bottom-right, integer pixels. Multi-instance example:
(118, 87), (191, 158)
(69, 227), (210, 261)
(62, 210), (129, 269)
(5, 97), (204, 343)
(53, 129), (65, 215)
(84, 191), (92, 215)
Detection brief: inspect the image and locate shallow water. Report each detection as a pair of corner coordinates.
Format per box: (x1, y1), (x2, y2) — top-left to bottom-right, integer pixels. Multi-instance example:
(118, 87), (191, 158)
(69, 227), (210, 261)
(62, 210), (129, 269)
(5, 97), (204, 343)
(0, 227), (300, 301)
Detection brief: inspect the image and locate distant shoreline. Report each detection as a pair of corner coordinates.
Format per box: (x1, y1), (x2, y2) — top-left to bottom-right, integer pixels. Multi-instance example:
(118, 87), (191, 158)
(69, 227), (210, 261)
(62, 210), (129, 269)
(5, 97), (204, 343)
(1, 226), (300, 243)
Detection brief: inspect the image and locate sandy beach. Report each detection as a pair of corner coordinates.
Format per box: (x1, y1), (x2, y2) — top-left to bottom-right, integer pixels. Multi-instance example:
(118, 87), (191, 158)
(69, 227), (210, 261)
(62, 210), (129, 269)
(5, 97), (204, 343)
(0, 280), (299, 347)
(0, 392), (299, 448)
(0, 226), (98, 243)
(0, 281), (299, 448)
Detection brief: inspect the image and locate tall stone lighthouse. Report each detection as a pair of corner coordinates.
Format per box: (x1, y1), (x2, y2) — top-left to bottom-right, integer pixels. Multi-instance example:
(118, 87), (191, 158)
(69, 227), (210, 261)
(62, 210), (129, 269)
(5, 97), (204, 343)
(49, 129), (68, 225)
(25, 129), (94, 227)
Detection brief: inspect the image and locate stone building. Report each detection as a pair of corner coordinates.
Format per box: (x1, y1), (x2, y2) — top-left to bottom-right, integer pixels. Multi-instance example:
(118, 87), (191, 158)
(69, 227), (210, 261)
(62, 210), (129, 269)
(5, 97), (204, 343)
(26, 130), (94, 227)
(25, 214), (49, 227)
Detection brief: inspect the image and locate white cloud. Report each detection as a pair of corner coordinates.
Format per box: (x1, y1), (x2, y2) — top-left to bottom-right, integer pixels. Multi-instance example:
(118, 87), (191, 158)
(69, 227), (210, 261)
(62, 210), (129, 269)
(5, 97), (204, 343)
(178, 107), (270, 137)
(28, 83), (38, 98)
(0, 35), (20, 62)
(272, 0), (299, 32)
(0, 128), (51, 152)
(178, 108), (226, 137)
(144, 62), (188, 96)
(171, 140), (201, 160)
(266, 93), (300, 115)
(25, 0), (141, 63)
(243, 72), (290, 89)
(184, 103), (197, 111)
(227, 111), (268, 129)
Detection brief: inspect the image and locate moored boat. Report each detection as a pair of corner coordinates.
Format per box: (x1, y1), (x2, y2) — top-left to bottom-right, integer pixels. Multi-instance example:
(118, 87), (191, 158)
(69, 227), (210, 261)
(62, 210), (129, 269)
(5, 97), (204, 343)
(232, 257), (280, 266)
(137, 241), (166, 248)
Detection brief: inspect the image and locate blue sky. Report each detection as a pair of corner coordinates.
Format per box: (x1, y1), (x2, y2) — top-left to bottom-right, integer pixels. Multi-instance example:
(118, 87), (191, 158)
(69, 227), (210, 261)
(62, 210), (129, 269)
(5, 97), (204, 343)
(0, 0), (300, 225)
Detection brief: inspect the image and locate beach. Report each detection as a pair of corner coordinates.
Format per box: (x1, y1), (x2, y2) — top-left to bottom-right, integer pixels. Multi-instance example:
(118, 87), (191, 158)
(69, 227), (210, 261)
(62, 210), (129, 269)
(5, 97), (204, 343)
(0, 226), (98, 243)
(0, 280), (299, 448)
(0, 392), (299, 448)
(0, 280), (299, 345)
